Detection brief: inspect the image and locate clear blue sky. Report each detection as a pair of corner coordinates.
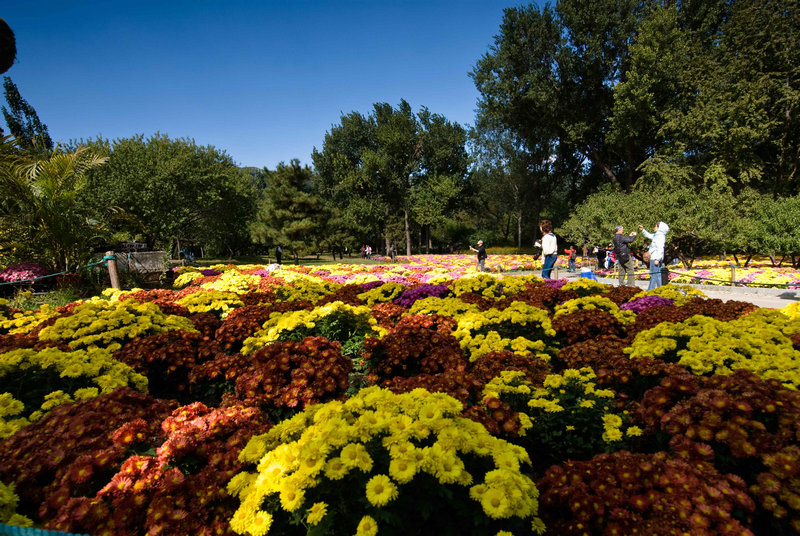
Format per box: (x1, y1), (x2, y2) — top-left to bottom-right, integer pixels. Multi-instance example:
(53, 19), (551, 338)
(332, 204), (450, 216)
(3, 1), (525, 169)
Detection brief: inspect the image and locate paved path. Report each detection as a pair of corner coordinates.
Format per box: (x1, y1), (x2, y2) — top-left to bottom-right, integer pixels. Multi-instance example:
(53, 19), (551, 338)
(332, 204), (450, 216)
(507, 268), (799, 310)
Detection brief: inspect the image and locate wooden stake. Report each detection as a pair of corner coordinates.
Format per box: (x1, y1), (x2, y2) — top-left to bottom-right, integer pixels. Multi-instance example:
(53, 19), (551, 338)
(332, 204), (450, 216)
(107, 251), (121, 289)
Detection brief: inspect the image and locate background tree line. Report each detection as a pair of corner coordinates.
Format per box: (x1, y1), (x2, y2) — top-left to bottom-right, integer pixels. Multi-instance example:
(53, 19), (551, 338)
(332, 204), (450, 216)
(1, 0), (799, 270)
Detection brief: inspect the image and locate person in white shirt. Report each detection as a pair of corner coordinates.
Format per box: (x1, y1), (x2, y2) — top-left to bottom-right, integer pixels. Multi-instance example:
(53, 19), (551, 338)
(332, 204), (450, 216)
(535, 220), (558, 279)
(639, 221), (670, 289)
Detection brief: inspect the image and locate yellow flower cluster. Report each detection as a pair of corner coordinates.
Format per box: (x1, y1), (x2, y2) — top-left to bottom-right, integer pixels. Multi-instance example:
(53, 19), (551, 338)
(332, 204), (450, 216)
(0, 480), (33, 528)
(406, 297), (480, 317)
(627, 311), (800, 388)
(173, 270), (204, 288)
(241, 301), (384, 355)
(0, 346), (147, 438)
(357, 282), (406, 305)
(520, 368), (641, 443)
(176, 290), (245, 318)
(201, 269), (262, 294)
(780, 301), (800, 321)
(553, 296), (636, 326)
(0, 393), (27, 440)
(562, 278), (608, 296)
(632, 284), (707, 306)
(273, 278), (341, 304)
(451, 273), (504, 299)
(0, 303), (60, 335)
(453, 302), (556, 361)
(228, 387), (544, 536)
(37, 297), (196, 352)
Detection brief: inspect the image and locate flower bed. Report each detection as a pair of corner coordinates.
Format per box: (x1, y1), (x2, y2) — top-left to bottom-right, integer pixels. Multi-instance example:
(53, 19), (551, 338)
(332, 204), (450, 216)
(1, 262), (800, 535)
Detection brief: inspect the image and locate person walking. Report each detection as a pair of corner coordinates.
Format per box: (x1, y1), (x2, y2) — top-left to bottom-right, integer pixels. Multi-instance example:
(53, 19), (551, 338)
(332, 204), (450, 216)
(536, 220), (558, 279)
(639, 221), (670, 290)
(564, 246), (577, 272)
(275, 244), (283, 265)
(469, 240), (487, 271)
(612, 225), (637, 286)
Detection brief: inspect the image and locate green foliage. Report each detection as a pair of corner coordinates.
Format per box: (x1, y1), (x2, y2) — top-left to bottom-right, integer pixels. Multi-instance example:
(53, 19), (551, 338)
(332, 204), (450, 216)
(250, 160), (321, 261)
(80, 133), (257, 256)
(313, 100), (468, 255)
(0, 139), (108, 270)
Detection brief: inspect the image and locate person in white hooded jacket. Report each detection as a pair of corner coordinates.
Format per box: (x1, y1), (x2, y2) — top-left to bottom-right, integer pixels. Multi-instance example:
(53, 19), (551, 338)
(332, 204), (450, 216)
(639, 221), (670, 289)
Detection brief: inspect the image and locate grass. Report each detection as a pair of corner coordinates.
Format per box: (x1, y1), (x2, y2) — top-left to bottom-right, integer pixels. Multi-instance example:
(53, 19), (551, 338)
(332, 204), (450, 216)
(186, 254), (396, 268)
(6, 287), (85, 310)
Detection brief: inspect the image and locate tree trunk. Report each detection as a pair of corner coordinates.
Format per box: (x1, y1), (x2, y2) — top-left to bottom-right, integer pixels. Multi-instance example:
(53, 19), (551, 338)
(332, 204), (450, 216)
(517, 211), (522, 252)
(175, 237), (181, 261)
(404, 209), (412, 256)
(732, 253), (740, 267)
(385, 204), (392, 255)
(425, 225), (430, 254)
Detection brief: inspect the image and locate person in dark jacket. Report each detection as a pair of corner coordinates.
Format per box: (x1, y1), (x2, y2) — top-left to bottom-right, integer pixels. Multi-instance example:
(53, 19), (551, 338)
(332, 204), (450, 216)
(469, 240), (487, 271)
(612, 225), (637, 286)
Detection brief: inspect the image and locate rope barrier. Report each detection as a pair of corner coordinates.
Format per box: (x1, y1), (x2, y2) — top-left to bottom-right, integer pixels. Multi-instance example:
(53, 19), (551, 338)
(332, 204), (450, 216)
(0, 255), (116, 287)
(593, 267), (800, 289)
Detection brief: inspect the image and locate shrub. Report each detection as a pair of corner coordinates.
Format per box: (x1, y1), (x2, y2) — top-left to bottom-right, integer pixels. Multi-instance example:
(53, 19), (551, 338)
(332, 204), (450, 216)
(228, 387), (545, 536)
(46, 402), (270, 536)
(191, 337), (351, 414)
(537, 451), (755, 535)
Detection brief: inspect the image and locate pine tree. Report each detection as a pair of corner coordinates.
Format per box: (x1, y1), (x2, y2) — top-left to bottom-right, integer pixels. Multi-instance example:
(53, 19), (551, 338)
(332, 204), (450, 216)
(2, 76), (53, 152)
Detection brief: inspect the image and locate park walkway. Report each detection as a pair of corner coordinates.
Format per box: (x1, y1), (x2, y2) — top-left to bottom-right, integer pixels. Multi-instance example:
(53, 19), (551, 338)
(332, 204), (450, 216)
(510, 267), (799, 309)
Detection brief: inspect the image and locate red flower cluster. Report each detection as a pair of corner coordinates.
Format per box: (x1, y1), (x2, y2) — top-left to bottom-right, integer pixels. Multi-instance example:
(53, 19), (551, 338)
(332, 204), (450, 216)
(383, 370), (479, 403)
(214, 305), (276, 351)
(0, 388), (175, 515)
(191, 336), (351, 410)
(537, 451), (755, 536)
(188, 312), (222, 339)
(680, 297), (758, 321)
(48, 402), (270, 536)
(370, 302), (407, 329)
(124, 289), (189, 316)
(559, 338), (686, 406)
(464, 397), (523, 437)
(317, 284), (367, 306)
(498, 286), (579, 313)
(638, 371), (800, 532)
(552, 309), (626, 345)
(602, 285), (643, 306)
(363, 318), (466, 384)
(238, 290), (276, 306)
(469, 350), (551, 390)
(457, 292), (497, 311)
(113, 330), (224, 401)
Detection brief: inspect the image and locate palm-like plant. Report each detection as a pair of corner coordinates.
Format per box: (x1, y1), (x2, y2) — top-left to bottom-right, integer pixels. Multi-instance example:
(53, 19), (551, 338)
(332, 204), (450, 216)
(0, 136), (108, 270)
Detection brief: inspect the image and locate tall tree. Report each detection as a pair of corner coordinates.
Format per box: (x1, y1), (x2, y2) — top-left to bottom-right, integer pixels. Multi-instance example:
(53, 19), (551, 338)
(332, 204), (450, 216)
(250, 160), (321, 263)
(2, 76), (53, 152)
(80, 134), (256, 257)
(313, 101), (468, 255)
(471, 1), (647, 193)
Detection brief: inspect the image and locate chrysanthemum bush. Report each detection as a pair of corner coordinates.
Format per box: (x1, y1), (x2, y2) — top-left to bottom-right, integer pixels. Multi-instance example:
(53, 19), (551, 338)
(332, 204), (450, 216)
(241, 301), (384, 359)
(0, 346), (148, 439)
(627, 310), (800, 388)
(0, 480), (33, 527)
(0, 388), (176, 519)
(0, 262), (48, 283)
(483, 368), (642, 471)
(638, 371), (800, 533)
(228, 387), (545, 536)
(190, 336), (351, 414)
(37, 297), (197, 352)
(536, 451), (755, 536)
(47, 401), (271, 536)
(176, 290), (245, 318)
(452, 301), (557, 362)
